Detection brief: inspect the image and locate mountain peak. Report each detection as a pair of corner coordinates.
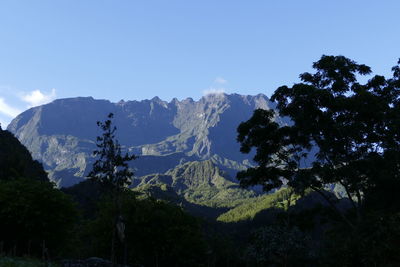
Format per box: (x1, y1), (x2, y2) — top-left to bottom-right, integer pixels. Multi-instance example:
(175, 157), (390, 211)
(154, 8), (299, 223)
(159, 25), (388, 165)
(151, 96), (161, 101)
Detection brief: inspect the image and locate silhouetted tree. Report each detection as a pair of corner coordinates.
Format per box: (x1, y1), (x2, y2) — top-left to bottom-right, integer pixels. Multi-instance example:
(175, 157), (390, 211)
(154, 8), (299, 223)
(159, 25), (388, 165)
(237, 55), (400, 228)
(88, 113), (137, 266)
(89, 113), (136, 189)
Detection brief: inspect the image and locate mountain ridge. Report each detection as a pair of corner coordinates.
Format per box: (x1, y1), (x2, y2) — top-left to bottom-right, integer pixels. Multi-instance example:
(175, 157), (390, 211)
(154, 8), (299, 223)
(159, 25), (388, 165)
(7, 93), (277, 187)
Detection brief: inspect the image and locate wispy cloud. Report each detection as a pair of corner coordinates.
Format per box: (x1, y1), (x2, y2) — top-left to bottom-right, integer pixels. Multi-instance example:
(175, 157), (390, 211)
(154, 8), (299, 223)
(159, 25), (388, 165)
(202, 77), (229, 96)
(0, 98), (22, 118)
(214, 77), (227, 84)
(202, 87), (226, 96)
(21, 88), (57, 107)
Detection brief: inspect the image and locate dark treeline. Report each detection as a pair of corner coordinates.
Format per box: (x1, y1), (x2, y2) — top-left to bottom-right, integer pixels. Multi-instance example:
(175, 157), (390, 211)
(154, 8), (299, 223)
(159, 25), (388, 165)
(1, 55), (400, 266)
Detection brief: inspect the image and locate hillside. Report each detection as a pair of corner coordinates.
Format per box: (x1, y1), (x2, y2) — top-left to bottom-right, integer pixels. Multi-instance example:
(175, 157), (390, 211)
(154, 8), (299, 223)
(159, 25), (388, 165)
(0, 128), (48, 182)
(217, 188), (300, 223)
(134, 160), (256, 208)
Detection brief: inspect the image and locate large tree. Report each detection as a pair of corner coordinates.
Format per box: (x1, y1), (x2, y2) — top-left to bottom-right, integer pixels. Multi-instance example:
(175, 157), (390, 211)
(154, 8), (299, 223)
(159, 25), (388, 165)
(88, 113), (137, 265)
(89, 113), (136, 190)
(237, 55), (400, 227)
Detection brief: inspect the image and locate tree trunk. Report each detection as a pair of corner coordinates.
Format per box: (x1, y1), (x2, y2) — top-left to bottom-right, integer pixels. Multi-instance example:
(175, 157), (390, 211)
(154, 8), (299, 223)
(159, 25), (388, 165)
(111, 223), (117, 267)
(27, 240), (31, 257)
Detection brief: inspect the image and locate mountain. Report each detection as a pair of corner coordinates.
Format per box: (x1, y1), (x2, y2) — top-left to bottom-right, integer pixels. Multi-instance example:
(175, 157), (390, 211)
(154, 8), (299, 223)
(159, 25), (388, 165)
(7, 93), (279, 187)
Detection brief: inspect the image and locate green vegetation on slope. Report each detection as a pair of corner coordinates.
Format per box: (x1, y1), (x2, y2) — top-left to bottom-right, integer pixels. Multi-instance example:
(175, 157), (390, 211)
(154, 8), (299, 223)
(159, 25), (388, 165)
(217, 188), (304, 222)
(134, 160), (256, 208)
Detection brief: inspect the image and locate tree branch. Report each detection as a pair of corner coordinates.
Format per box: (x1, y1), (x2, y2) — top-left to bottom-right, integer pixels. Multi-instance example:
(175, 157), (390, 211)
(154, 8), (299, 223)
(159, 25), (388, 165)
(310, 186), (355, 230)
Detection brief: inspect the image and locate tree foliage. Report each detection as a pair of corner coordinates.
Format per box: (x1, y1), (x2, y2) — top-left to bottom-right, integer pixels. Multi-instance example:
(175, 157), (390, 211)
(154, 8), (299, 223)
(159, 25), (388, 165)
(87, 113), (137, 265)
(88, 113), (137, 190)
(0, 178), (77, 257)
(237, 55), (400, 225)
(245, 225), (312, 266)
(79, 192), (207, 267)
(0, 128), (77, 257)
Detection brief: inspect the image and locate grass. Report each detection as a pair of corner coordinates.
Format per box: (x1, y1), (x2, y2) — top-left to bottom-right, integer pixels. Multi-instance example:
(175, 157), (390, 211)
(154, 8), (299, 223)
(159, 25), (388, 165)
(0, 257), (59, 267)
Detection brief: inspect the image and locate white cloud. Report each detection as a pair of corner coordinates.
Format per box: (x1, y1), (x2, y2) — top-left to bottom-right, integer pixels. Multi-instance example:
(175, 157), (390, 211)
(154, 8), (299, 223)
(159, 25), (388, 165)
(214, 77), (227, 84)
(202, 87), (226, 96)
(0, 98), (22, 118)
(21, 88), (56, 107)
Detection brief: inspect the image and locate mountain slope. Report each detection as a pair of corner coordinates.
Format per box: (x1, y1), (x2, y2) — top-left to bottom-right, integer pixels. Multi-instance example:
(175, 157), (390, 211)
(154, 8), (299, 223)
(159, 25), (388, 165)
(134, 160), (256, 208)
(0, 128), (48, 182)
(7, 93), (276, 187)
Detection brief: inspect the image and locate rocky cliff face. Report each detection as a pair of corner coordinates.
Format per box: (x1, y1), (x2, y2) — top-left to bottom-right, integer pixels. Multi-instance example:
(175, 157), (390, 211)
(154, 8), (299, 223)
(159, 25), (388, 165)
(8, 93), (278, 187)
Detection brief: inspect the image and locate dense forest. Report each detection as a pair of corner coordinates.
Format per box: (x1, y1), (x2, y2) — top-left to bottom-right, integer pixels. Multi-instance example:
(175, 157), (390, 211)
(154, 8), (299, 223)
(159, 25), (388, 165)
(1, 55), (400, 266)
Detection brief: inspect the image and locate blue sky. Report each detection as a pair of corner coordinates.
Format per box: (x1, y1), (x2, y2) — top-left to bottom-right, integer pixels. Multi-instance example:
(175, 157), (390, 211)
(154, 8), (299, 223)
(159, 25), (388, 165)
(0, 0), (399, 127)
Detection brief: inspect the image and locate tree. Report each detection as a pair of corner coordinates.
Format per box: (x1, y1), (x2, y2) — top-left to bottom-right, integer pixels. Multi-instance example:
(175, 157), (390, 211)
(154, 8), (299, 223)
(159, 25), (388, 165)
(0, 178), (77, 258)
(245, 225), (311, 266)
(236, 55), (400, 228)
(89, 113), (136, 190)
(88, 113), (137, 265)
(0, 125), (77, 259)
(83, 193), (207, 267)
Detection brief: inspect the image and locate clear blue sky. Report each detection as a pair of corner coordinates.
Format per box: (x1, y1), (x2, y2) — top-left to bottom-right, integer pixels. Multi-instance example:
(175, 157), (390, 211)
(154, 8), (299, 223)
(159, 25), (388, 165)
(0, 0), (399, 127)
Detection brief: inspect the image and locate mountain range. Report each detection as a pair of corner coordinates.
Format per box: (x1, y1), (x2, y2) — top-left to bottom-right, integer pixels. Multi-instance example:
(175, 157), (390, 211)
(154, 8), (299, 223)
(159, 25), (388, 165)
(8, 93), (281, 186)
(6, 93), (296, 215)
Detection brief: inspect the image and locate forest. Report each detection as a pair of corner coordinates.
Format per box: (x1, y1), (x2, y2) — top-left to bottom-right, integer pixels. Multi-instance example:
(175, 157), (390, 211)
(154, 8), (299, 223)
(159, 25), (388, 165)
(1, 55), (400, 267)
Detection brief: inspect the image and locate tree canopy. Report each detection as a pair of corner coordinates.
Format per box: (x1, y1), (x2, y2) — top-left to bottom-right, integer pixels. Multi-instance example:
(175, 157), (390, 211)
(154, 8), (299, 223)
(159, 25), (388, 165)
(237, 55), (400, 225)
(0, 128), (77, 257)
(0, 178), (77, 257)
